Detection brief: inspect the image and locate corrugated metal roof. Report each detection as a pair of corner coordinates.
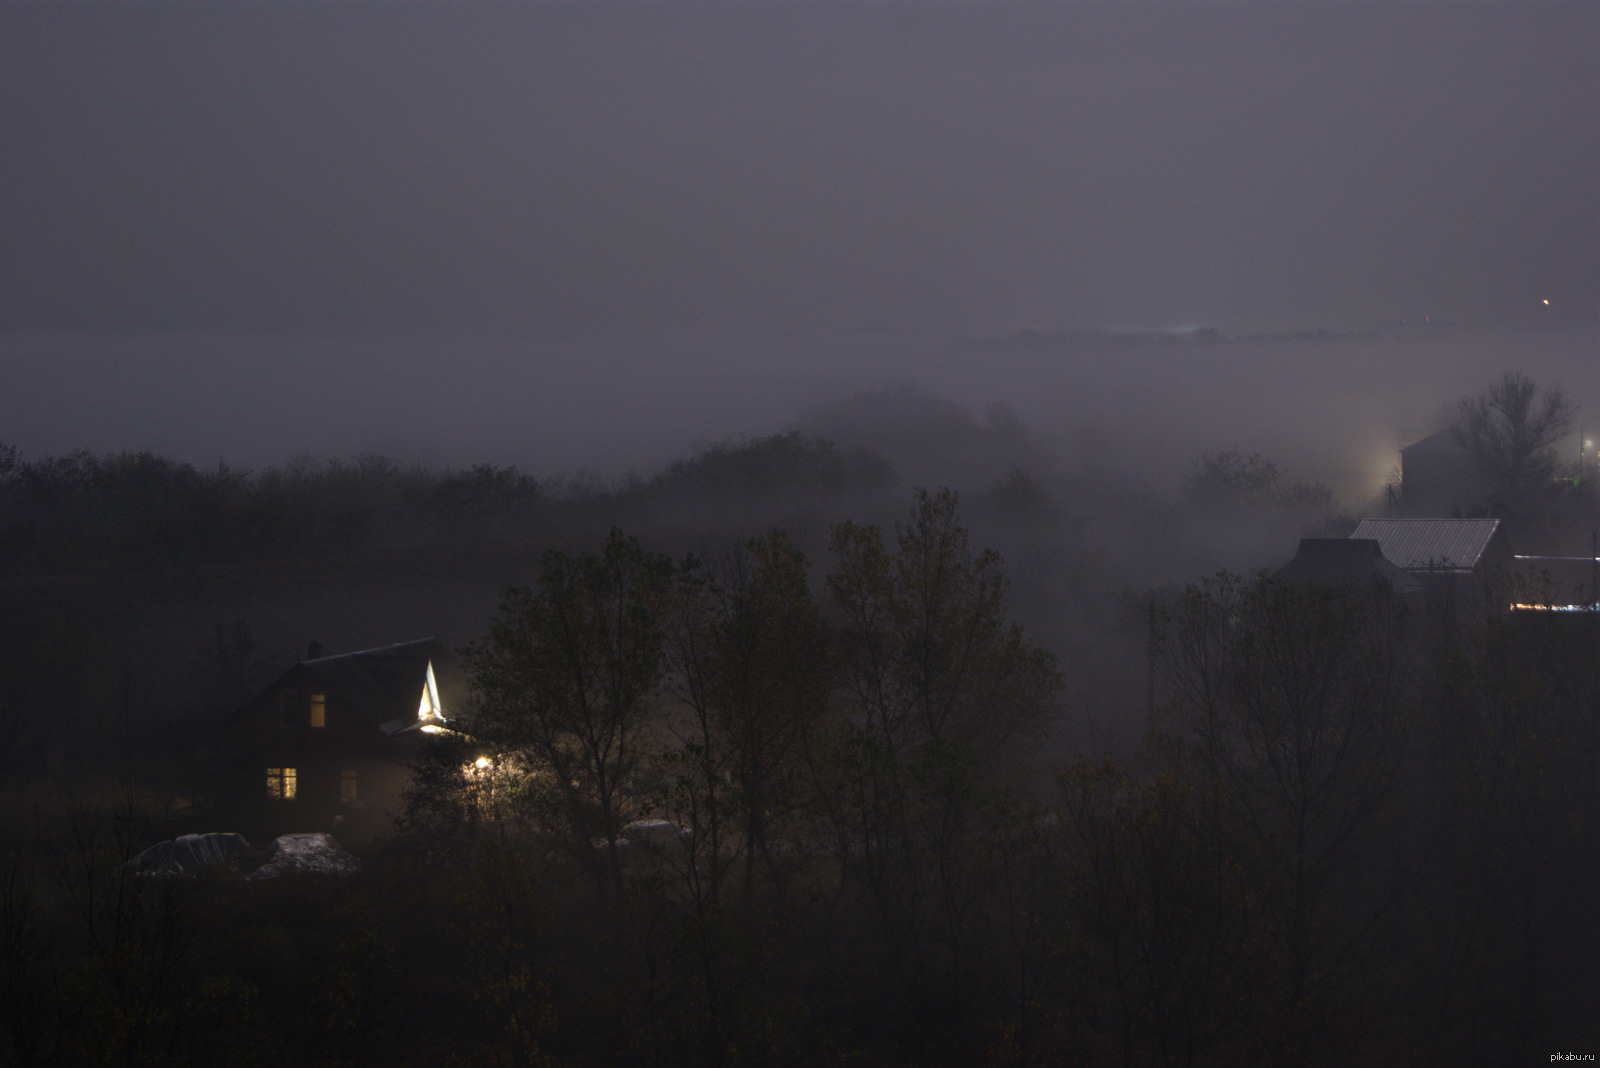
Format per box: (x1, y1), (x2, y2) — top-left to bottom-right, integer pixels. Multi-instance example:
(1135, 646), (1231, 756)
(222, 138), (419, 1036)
(1349, 518), (1502, 572)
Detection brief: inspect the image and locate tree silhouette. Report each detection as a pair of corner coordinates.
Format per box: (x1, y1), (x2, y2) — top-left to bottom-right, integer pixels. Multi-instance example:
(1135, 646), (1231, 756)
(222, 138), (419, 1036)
(1452, 371), (1575, 512)
(464, 529), (675, 896)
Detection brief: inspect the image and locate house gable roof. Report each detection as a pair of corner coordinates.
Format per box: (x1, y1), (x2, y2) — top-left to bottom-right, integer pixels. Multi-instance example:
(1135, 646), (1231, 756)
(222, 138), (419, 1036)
(1272, 538), (1423, 595)
(1399, 428), (1472, 457)
(1349, 518), (1506, 572)
(253, 637), (463, 733)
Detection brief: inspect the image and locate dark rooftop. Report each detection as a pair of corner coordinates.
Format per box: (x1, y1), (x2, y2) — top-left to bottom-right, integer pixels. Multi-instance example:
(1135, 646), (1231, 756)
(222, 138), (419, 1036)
(1272, 538), (1424, 595)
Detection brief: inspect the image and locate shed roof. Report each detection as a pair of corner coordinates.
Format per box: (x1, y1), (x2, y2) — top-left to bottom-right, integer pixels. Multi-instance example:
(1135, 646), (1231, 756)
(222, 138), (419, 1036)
(1349, 518), (1504, 572)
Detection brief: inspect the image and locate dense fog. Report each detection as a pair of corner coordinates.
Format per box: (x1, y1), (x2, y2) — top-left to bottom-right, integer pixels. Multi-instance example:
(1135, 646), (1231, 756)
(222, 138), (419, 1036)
(5, 2), (1594, 337)
(3, 324), (1595, 496)
(2, 2), (1597, 1065)
(5, 1), (1594, 489)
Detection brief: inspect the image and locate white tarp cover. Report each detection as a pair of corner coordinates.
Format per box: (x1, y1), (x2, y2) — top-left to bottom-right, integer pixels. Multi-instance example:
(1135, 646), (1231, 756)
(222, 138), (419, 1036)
(128, 833), (251, 876)
(620, 819), (690, 845)
(245, 832), (361, 880)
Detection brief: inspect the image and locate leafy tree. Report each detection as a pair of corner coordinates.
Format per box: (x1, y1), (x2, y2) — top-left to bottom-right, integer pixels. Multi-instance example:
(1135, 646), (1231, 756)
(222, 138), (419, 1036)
(1156, 573), (1414, 1065)
(464, 529), (675, 895)
(1413, 613), (1600, 1065)
(818, 490), (1063, 1059)
(666, 531), (830, 900)
(1050, 758), (1264, 1067)
(828, 489), (1060, 758)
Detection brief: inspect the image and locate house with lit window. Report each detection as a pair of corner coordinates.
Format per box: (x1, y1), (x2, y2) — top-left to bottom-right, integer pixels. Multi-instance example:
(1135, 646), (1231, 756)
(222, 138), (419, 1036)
(224, 638), (466, 842)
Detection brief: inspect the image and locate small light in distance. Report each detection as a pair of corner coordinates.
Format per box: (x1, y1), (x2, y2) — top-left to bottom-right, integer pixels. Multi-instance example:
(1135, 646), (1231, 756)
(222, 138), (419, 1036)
(1542, 298), (1551, 306)
(475, 757), (492, 769)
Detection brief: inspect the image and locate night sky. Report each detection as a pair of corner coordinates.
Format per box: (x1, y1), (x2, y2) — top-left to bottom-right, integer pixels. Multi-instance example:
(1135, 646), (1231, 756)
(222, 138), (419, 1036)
(1, 1), (1595, 474)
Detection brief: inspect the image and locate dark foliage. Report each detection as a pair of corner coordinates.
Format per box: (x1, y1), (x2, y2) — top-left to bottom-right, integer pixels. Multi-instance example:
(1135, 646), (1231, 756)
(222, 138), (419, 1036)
(2, 413), (1597, 1066)
(0, 435), (896, 581)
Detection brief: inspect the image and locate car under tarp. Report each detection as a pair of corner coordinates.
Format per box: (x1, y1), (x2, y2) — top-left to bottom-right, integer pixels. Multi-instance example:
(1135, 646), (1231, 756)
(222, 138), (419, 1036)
(245, 832), (361, 879)
(127, 832), (252, 876)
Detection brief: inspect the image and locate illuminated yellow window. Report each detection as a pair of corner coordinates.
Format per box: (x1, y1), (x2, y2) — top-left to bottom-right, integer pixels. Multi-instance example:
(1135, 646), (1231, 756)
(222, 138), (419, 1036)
(309, 693), (326, 729)
(266, 767), (298, 800)
(340, 767), (358, 803)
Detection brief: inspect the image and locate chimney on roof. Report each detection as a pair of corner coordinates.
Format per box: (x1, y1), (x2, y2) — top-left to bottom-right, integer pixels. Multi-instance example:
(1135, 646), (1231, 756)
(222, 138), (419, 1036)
(306, 641), (324, 661)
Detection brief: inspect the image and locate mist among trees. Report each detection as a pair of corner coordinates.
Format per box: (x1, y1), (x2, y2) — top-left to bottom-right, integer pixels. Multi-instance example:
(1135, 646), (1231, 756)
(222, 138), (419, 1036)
(1, 371), (1598, 1065)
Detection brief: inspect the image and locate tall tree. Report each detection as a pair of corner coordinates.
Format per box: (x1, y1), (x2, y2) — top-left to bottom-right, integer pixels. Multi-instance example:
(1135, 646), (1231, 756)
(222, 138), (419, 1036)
(820, 490), (1063, 1058)
(666, 531), (829, 898)
(1157, 573), (1414, 1065)
(465, 528), (675, 895)
(653, 532), (831, 1067)
(828, 488), (1061, 759)
(1452, 371), (1575, 512)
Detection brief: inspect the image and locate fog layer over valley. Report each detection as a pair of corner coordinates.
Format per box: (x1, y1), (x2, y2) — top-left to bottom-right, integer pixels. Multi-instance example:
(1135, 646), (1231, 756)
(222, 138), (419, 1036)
(2, 1), (1598, 1063)
(5, 324), (1595, 498)
(4, 339), (1596, 764)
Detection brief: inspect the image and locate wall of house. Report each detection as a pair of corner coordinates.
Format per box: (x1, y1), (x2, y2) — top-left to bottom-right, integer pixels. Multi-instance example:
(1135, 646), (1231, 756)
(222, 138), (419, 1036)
(1401, 450), (1481, 516)
(225, 668), (418, 844)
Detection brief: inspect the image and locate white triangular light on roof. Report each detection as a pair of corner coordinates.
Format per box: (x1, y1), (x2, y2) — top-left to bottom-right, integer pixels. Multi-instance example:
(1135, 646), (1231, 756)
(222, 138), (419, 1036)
(418, 660), (444, 723)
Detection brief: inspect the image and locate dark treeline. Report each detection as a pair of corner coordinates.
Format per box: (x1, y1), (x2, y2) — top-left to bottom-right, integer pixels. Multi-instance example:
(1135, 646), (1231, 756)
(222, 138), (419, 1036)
(0, 401), (1344, 816)
(0, 431), (895, 578)
(2, 496), (1598, 1065)
(2, 379), (1598, 1066)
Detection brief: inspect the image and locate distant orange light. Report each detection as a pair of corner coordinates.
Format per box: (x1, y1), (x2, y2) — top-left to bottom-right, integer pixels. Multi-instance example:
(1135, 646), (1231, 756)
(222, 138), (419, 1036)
(1542, 298), (1551, 305)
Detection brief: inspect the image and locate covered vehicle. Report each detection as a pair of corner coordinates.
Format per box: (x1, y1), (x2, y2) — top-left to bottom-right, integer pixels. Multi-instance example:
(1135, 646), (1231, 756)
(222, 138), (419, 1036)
(245, 832), (361, 879)
(127, 832), (252, 877)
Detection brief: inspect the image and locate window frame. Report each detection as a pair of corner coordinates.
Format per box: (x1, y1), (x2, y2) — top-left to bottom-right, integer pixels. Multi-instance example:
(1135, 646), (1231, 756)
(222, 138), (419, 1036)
(266, 767), (298, 800)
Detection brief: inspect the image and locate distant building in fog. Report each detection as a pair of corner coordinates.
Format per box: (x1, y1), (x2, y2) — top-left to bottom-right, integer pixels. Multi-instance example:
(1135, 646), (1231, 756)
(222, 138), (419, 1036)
(1399, 429), (1481, 516)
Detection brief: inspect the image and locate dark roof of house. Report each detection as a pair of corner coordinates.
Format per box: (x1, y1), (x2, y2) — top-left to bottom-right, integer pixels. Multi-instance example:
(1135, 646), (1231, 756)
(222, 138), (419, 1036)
(257, 637), (463, 731)
(1400, 428), (1473, 457)
(1349, 518), (1506, 572)
(1272, 538), (1424, 595)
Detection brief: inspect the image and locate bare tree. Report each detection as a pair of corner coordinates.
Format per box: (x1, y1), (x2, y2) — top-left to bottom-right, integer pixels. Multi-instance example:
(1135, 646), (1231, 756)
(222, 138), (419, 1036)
(1452, 372), (1575, 511)
(1156, 573), (1415, 1065)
